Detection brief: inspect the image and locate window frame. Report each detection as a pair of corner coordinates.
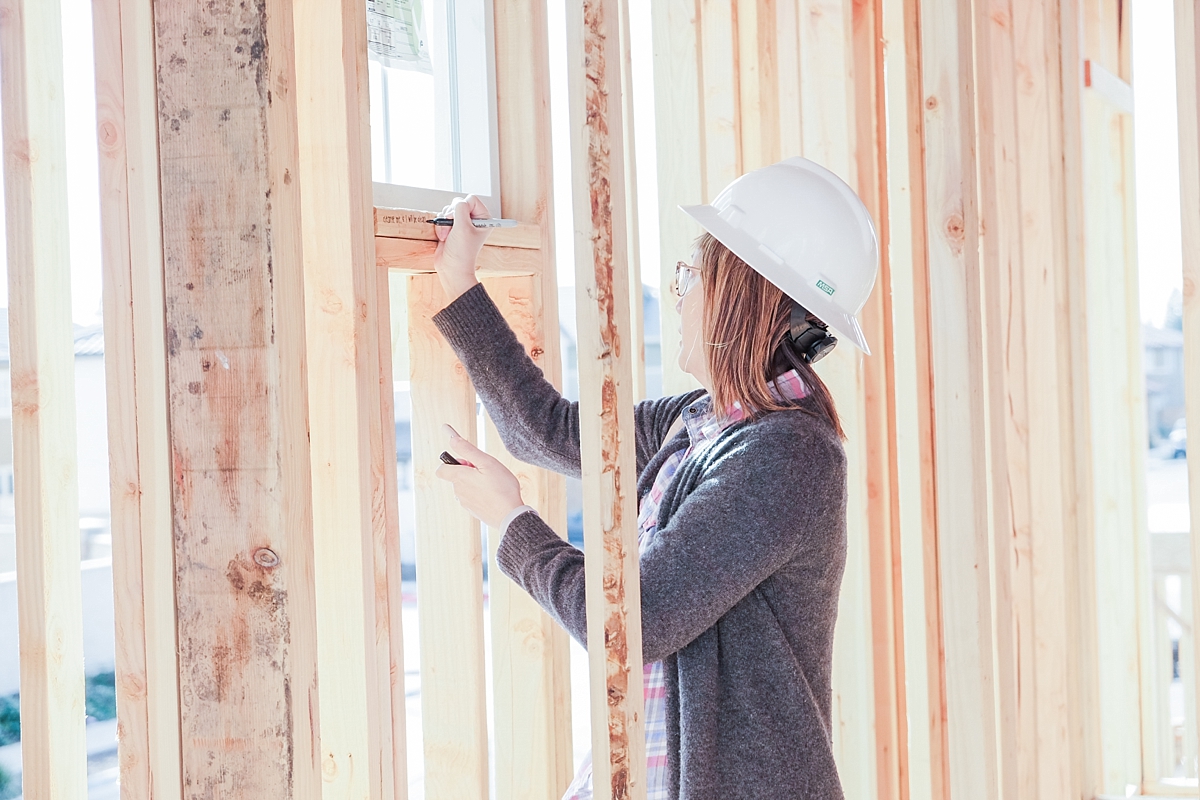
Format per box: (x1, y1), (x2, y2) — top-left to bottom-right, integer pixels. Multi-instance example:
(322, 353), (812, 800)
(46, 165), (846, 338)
(370, 0), (503, 217)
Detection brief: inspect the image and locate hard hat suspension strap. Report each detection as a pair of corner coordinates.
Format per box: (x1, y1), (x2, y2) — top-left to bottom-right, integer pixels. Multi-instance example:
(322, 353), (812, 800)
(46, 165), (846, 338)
(789, 301), (838, 364)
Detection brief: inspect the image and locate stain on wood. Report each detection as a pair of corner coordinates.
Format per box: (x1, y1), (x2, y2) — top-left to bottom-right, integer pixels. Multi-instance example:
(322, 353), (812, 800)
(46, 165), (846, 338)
(153, 0), (310, 796)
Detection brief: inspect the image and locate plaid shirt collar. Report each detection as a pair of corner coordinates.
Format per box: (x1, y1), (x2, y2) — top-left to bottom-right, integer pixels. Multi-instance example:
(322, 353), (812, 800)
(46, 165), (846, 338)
(681, 368), (810, 444)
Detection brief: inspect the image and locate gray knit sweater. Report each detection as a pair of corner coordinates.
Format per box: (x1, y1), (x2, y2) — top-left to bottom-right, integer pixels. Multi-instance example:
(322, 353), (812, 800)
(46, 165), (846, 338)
(433, 284), (848, 800)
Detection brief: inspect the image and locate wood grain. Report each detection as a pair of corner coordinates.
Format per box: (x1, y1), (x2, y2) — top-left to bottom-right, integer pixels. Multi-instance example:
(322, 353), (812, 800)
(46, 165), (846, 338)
(92, 0), (184, 794)
(564, 0), (646, 794)
(1177, 0), (1200, 788)
(1, 0), (88, 795)
(153, 1), (322, 795)
(491, 0), (574, 788)
(376, 237), (539, 277)
(851, 0), (907, 795)
(406, 275), (490, 800)
(880, 0), (952, 792)
(374, 207), (542, 248)
(293, 0), (396, 792)
(649, 0), (703, 396)
(481, 276), (571, 800)
(917, 0), (1002, 793)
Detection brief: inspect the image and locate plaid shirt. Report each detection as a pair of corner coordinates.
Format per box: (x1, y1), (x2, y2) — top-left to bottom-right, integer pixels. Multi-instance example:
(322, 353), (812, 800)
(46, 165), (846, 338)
(563, 370), (809, 800)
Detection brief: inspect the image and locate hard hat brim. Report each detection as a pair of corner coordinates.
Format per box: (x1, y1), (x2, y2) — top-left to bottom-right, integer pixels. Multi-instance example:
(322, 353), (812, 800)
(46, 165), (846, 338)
(679, 203), (872, 355)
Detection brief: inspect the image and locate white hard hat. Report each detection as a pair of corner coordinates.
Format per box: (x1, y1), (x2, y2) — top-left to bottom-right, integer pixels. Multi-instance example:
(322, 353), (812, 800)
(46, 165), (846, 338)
(680, 157), (879, 354)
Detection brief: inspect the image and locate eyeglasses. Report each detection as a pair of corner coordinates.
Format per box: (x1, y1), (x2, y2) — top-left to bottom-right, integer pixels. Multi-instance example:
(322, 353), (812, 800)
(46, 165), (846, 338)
(675, 261), (701, 298)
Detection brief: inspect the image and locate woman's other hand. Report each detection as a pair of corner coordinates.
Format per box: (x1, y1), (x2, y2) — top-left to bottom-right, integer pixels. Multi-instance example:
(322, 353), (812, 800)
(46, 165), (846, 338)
(434, 424), (525, 529)
(434, 195), (491, 303)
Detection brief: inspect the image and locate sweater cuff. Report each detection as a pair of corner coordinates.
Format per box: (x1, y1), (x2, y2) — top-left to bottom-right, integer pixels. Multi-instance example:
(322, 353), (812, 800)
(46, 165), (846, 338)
(496, 510), (563, 580)
(431, 282), (506, 353)
(499, 505), (539, 535)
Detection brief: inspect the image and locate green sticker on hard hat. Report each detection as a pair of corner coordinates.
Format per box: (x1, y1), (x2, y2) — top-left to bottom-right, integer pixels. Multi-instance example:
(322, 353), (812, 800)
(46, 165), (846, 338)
(816, 279), (836, 296)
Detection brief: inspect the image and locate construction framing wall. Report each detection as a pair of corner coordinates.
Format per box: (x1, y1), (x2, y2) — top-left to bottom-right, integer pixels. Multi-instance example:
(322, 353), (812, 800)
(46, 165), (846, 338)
(2, 0), (1199, 799)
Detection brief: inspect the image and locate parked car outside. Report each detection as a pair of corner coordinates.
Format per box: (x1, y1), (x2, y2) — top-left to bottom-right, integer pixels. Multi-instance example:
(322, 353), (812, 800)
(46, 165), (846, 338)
(1169, 418), (1187, 459)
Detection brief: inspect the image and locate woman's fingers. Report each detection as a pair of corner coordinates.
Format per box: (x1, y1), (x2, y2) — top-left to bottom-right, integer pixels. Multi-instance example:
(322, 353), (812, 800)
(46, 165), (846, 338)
(442, 424), (493, 467)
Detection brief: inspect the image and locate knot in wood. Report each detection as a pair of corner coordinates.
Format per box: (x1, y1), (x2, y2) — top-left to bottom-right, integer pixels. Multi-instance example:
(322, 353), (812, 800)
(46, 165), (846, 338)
(253, 547), (280, 568)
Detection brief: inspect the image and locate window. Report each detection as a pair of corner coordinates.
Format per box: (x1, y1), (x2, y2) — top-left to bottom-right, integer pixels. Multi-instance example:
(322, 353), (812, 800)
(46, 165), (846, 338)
(367, 0), (501, 215)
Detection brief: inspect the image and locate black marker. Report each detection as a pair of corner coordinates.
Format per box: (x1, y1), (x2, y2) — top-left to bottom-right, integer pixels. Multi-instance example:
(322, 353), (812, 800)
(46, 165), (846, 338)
(439, 451), (462, 466)
(426, 217), (519, 229)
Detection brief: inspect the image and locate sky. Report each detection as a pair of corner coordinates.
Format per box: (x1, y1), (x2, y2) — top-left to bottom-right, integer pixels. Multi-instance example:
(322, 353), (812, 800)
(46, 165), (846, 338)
(1133, 0), (1186, 326)
(0, 0), (1184, 328)
(0, 0), (104, 325)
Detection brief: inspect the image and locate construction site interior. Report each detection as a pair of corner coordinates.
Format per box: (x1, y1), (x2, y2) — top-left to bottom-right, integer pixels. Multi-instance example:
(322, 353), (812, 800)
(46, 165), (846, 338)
(0, 0), (1199, 798)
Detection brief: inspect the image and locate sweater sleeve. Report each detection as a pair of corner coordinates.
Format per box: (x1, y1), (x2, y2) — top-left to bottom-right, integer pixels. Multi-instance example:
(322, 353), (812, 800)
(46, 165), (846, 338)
(495, 415), (848, 660)
(432, 283), (705, 477)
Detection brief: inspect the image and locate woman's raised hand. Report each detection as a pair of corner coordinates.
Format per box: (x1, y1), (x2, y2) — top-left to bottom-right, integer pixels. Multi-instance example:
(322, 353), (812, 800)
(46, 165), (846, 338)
(433, 195), (491, 303)
(434, 424), (526, 529)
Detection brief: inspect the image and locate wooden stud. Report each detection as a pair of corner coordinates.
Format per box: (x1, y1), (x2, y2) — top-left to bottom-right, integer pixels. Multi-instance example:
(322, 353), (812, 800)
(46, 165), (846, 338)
(1077, 9), (1152, 785)
(850, 0), (908, 795)
(152, 0), (323, 794)
(649, 0), (703, 396)
(1010, 0), (1076, 793)
(0, 0), (88, 795)
(92, 0), (184, 794)
(787, 1), (881, 796)
(563, 0), (646, 793)
(292, 0), (400, 793)
(698, 0), (740, 199)
(491, 0), (574, 789)
(1175, 0), (1200, 785)
(406, 275), (490, 800)
(736, 0), (780, 171)
(1054, 0), (1104, 794)
(880, 0), (953, 792)
(973, 0), (1027, 794)
(617, 0), (647, 401)
(372, 258), (410, 799)
(917, 0), (1003, 794)
(775, 0), (803, 157)
(481, 276), (572, 800)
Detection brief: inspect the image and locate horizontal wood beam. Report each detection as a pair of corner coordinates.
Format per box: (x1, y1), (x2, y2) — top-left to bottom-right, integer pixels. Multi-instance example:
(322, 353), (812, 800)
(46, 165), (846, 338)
(374, 206), (541, 249)
(376, 236), (539, 276)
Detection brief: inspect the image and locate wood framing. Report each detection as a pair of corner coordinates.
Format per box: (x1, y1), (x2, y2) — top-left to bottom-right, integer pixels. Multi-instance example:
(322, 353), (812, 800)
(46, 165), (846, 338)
(778, 2), (884, 797)
(617, 0), (647, 401)
(406, 275), (490, 800)
(480, 277), (571, 800)
(293, 0), (400, 794)
(1077, 0), (1152, 790)
(92, 0), (183, 793)
(649, 0), (703, 396)
(880, 0), (952, 792)
(1175, 0), (1200, 783)
(564, 0), (646, 794)
(918, 0), (1002, 796)
(490, 0), (574, 792)
(152, 0), (323, 794)
(1008, 0), (1076, 793)
(851, 0), (907, 796)
(1, 0), (88, 796)
(1055, 0), (1104, 794)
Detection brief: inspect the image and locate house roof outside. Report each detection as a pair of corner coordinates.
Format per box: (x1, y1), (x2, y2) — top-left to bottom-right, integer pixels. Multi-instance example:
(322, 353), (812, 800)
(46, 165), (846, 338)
(0, 309), (106, 364)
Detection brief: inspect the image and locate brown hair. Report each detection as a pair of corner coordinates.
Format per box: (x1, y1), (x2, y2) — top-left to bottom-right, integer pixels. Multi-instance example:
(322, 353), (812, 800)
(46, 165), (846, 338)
(695, 233), (845, 439)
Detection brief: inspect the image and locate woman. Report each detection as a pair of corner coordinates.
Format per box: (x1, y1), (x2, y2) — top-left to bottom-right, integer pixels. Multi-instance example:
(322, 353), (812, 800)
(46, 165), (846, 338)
(432, 157), (878, 800)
